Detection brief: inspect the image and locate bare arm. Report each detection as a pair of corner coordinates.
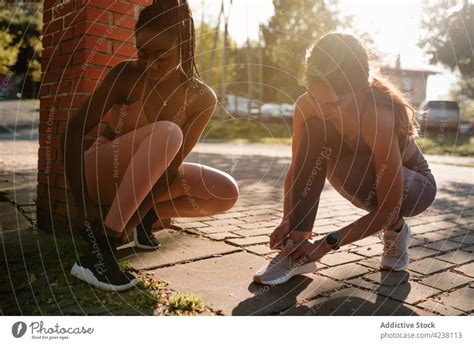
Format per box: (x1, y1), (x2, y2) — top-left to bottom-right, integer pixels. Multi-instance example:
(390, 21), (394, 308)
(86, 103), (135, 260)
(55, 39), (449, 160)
(147, 83), (218, 199)
(283, 94), (309, 218)
(60, 61), (127, 214)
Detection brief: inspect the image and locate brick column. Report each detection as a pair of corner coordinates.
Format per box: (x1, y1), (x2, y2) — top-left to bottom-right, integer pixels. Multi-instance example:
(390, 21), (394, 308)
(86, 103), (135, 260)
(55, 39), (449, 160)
(38, 0), (151, 233)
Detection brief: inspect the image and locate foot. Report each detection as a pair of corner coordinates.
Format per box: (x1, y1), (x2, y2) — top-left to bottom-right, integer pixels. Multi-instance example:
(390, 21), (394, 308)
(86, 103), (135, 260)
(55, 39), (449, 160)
(134, 226), (161, 250)
(381, 222), (411, 271)
(70, 235), (140, 291)
(134, 209), (161, 250)
(253, 240), (317, 285)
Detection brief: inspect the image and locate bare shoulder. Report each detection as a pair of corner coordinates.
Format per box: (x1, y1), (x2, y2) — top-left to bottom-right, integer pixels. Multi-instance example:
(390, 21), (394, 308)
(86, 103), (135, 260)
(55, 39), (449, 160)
(295, 92), (320, 121)
(187, 78), (217, 115)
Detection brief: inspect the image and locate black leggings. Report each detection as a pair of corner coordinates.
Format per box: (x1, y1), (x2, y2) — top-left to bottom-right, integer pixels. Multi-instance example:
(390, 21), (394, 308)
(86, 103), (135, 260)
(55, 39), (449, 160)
(289, 116), (437, 231)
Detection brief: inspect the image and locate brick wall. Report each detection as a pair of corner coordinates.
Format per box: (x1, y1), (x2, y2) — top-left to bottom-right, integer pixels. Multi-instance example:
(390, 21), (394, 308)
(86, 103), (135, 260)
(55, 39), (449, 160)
(37, 0), (151, 233)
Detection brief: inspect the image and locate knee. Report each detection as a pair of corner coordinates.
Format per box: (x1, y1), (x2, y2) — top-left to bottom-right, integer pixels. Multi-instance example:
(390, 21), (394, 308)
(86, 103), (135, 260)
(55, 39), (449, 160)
(149, 121), (183, 152)
(209, 173), (240, 212)
(400, 179), (437, 217)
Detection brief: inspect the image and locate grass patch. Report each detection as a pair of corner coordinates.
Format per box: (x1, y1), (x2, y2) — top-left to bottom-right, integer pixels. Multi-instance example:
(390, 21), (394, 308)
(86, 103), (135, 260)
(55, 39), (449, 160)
(169, 292), (203, 314)
(416, 132), (473, 156)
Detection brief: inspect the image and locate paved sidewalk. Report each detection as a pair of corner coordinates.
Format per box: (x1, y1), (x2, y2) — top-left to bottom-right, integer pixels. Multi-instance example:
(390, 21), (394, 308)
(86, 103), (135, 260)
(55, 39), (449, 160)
(0, 141), (472, 315)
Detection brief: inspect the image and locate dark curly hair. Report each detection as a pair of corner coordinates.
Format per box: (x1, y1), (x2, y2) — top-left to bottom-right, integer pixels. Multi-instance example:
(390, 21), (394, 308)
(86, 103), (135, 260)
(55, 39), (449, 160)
(135, 0), (199, 82)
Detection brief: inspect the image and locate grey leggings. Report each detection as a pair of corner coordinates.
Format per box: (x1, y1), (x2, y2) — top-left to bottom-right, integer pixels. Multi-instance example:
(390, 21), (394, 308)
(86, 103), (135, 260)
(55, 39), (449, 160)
(289, 116), (437, 231)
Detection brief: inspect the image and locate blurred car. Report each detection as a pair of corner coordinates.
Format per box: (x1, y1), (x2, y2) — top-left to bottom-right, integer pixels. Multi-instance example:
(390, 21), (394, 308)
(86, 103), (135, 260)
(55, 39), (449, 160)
(280, 103), (295, 117)
(260, 103), (282, 117)
(417, 100), (461, 130)
(223, 95), (260, 117)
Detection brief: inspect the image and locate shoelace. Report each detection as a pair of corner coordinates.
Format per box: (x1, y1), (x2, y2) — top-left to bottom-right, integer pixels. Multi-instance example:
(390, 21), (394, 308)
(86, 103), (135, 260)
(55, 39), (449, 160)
(382, 231), (399, 257)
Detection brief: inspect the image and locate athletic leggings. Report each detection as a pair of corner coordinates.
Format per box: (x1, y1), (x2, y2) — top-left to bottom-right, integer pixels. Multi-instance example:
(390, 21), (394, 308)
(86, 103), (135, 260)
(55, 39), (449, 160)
(83, 121), (183, 234)
(289, 116), (437, 231)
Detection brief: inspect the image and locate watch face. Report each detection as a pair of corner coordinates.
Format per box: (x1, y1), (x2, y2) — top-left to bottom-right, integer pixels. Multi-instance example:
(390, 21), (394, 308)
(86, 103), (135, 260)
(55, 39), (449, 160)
(326, 233), (338, 245)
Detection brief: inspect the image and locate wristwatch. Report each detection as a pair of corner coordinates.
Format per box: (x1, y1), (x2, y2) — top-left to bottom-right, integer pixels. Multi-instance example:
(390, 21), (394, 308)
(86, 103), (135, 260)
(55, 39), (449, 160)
(325, 232), (340, 251)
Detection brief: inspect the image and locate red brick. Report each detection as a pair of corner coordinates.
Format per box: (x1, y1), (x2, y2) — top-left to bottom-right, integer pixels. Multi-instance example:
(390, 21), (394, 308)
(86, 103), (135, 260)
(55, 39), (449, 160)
(83, 6), (111, 24)
(59, 94), (86, 108)
(43, 18), (63, 35)
(56, 175), (71, 190)
(76, 78), (100, 92)
(114, 12), (136, 29)
(41, 70), (60, 83)
(51, 27), (74, 44)
(91, 1), (135, 14)
(38, 171), (56, 186)
(43, 34), (52, 47)
(50, 54), (72, 69)
(52, 1), (75, 18)
(39, 84), (50, 97)
(112, 42), (136, 57)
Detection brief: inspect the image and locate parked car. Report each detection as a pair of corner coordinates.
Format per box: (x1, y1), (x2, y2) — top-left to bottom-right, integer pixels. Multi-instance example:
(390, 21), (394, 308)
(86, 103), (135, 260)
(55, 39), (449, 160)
(280, 103), (295, 117)
(417, 100), (461, 130)
(260, 103), (282, 117)
(222, 95), (260, 117)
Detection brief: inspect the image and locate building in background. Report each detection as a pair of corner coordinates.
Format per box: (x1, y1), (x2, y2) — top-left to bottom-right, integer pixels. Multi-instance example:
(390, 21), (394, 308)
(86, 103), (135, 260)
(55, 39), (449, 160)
(381, 55), (438, 107)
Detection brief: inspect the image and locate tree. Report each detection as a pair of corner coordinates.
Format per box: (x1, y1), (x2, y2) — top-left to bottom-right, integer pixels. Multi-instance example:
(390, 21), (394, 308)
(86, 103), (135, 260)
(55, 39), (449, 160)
(419, 0), (474, 99)
(260, 0), (348, 102)
(0, 3), (42, 98)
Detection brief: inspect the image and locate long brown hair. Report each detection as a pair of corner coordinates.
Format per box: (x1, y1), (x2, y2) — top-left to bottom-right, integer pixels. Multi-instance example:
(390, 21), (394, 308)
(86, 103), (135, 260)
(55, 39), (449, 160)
(305, 32), (419, 137)
(135, 0), (199, 82)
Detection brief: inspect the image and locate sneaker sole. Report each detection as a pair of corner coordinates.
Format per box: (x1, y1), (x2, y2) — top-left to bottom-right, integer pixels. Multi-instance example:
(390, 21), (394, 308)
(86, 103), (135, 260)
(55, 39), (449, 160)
(70, 263), (140, 292)
(133, 228), (161, 250)
(253, 262), (317, 285)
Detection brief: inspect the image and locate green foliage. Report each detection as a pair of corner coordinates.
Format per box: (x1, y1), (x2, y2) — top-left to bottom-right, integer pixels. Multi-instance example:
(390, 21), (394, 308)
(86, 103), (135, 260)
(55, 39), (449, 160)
(169, 292), (203, 313)
(419, 1), (474, 99)
(0, 3), (42, 96)
(260, 0), (347, 102)
(202, 118), (292, 142)
(195, 22), (237, 95)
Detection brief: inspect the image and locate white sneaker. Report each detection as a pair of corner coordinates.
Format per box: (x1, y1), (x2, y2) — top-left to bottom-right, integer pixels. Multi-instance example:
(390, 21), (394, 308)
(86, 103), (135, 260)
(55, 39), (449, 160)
(253, 240), (317, 285)
(381, 223), (411, 271)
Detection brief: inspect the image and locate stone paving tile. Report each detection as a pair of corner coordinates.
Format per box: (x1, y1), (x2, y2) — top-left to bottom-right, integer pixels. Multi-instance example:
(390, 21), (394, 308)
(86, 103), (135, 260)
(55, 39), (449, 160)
(434, 286), (474, 312)
(419, 271), (472, 291)
(435, 250), (474, 265)
(205, 232), (243, 241)
(350, 243), (384, 257)
(451, 234), (474, 246)
(118, 230), (240, 270)
(226, 235), (269, 247)
(318, 251), (365, 267)
(423, 240), (465, 252)
(408, 246), (440, 260)
(244, 244), (274, 256)
(237, 221), (278, 229)
(0, 202), (31, 231)
(150, 251), (341, 315)
(282, 287), (433, 315)
(318, 263), (373, 281)
(408, 258), (455, 275)
(453, 262), (474, 278)
(352, 235), (382, 247)
(349, 277), (440, 306)
(230, 227), (273, 237)
(365, 271), (411, 286)
(417, 300), (465, 316)
(191, 224), (241, 234)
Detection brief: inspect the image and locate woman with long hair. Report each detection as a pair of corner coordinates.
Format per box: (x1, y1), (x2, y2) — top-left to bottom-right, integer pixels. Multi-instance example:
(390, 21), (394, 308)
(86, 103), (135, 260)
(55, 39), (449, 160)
(62, 1), (239, 291)
(254, 33), (437, 285)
